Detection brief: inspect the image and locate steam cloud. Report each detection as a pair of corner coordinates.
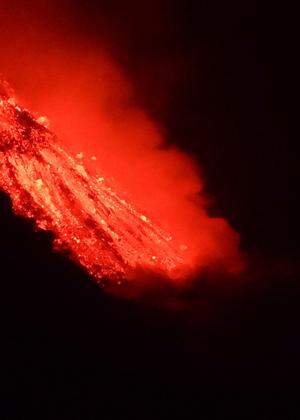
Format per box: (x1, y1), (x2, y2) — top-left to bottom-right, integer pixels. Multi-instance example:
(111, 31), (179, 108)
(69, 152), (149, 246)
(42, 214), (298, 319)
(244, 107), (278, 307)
(0, 0), (243, 283)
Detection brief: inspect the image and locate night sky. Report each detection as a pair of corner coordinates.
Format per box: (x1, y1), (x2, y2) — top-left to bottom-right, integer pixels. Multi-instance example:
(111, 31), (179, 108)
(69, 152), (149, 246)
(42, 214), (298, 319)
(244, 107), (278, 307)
(1, 1), (298, 417)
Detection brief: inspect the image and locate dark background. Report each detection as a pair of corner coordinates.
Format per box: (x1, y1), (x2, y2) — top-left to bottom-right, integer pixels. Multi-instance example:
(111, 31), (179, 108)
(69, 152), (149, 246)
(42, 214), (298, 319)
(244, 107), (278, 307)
(1, 0), (299, 417)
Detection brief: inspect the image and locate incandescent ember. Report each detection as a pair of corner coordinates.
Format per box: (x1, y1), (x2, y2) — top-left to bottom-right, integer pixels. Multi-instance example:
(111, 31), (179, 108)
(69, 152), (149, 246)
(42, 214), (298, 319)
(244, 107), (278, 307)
(0, 82), (187, 284)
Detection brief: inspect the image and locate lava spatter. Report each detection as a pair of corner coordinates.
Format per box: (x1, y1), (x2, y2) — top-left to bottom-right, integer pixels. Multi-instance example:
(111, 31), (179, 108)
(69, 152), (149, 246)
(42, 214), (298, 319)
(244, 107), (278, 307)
(0, 83), (187, 283)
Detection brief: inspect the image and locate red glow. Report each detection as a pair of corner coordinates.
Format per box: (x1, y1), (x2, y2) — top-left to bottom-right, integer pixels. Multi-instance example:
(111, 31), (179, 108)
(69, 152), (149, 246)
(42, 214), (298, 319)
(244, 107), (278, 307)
(0, 80), (242, 284)
(0, 1), (243, 286)
(0, 86), (189, 282)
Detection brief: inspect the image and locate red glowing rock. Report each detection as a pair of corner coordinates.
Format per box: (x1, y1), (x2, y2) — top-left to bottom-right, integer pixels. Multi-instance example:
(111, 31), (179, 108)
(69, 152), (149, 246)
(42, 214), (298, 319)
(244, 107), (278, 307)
(0, 84), (186, 283)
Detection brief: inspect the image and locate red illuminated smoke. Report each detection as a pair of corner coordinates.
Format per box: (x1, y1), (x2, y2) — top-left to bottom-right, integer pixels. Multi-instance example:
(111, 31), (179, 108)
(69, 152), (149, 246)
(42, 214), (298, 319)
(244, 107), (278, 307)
(0, 1), (243, 285)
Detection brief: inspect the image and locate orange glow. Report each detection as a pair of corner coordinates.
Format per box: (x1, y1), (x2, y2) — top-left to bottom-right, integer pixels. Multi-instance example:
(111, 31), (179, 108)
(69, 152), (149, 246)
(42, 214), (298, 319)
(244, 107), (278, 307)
(0, 1), (243, 287)
(0, 87), (189, 282)
(0, 81), (242, 284)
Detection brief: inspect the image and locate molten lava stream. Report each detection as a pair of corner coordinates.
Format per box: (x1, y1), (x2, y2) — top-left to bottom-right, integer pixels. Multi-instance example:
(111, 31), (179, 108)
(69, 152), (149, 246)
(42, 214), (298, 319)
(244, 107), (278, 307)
(0, 85), (187, 284)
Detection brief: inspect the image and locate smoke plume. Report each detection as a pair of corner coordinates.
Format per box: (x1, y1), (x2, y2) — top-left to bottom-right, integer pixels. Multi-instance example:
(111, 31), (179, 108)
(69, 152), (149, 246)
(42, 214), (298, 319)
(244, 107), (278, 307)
(0, 1), (243, 284)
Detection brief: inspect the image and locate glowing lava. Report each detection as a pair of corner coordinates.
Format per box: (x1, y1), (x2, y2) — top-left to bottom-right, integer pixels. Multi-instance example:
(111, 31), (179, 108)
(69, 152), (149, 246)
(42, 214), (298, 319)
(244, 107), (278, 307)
(0, 82), (188, 283)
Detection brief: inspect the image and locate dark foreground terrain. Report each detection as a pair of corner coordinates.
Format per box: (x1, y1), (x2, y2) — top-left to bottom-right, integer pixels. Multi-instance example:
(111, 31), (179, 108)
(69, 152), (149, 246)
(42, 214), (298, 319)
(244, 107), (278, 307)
(1, 190), (299, 418)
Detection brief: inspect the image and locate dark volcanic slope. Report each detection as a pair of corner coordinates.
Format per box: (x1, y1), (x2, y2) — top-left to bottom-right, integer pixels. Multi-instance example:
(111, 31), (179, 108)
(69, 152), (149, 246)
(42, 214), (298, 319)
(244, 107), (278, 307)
(1, 190), (300, 418)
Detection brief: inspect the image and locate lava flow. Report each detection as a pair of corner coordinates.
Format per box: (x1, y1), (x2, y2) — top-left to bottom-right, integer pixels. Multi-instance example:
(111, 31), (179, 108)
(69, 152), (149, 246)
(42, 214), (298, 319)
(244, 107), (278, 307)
(0, 82), (189, 283)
